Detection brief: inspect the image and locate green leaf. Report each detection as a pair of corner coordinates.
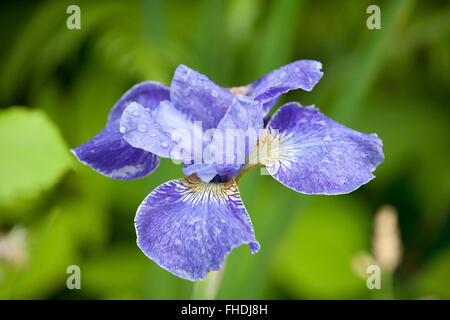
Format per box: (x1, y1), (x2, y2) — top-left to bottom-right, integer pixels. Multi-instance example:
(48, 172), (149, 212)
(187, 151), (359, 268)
(330, 0), (414, 122)
(0, 107), (72, 205)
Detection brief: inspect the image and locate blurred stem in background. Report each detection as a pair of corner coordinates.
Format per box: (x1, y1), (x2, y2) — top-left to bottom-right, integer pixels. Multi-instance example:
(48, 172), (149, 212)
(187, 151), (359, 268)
(191, 261), (226, 300)
(191, 161), (262, 300)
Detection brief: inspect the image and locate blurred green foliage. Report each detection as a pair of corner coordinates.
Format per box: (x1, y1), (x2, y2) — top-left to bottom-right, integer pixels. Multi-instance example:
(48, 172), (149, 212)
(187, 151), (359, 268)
(0, 0), (449, 299)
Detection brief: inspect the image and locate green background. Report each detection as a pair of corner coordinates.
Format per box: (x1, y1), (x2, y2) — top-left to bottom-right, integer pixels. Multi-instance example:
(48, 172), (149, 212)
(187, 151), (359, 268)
(0, 0), (449, 299)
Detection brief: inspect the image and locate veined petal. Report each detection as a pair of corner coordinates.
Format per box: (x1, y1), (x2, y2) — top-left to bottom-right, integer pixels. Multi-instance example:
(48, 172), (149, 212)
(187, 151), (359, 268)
(135, 175), (259, 281)
(71, 120), (159, 180)
(260, 102), (384, 195)
(107, 81), (170, 123)
(170, 65), (235, 130)
(247, 60), (323, 115)
(120, 101), (202, 163)
(72, 81), (168, 179)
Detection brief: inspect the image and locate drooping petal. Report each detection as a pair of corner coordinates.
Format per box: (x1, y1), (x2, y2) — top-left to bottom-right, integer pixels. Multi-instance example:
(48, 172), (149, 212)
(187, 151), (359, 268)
(246, 60), (323, 115)
(183, 97), (264, 182)
(259, 102), (384, 195)
(72, 82), (168, 179)
(71, 120), (159, 179)
(170, 64), (235, 130)
(120, 101), (202, 163)
(135, 175), (259, 281)
(107, 81), (170, 123)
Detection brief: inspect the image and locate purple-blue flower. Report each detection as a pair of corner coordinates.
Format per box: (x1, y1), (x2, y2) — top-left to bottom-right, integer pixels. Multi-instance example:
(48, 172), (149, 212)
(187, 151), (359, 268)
(71, 60), (384, 281)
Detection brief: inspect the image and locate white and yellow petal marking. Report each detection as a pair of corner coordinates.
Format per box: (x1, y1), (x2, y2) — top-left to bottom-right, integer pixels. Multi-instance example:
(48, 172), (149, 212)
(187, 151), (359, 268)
(177, 175), (242, 206)
(259, 102), (384, 195)
(249, 129), (301, 175)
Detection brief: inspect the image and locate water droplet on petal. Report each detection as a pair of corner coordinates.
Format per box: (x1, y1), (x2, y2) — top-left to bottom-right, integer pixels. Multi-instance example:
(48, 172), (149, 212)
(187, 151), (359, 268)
(279, 71), (287, 79)
(183, 87), (191, 97)
(211, 89), (219, 98)
(161, 140), (169, 148)
(119, 125), (127, 133)
(172, 134), (181, 142)
(138, 124), (147, 132)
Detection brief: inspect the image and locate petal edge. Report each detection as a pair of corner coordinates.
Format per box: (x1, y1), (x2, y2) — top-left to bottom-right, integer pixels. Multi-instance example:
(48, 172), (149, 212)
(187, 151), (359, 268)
(261, 102), (384, 194)
(135, 175), (259, 281)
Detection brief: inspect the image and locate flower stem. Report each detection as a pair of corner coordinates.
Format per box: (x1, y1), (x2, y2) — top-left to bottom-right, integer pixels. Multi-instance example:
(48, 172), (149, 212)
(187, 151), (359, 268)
(191, 261), (226, 300)
(235, 163), (262, 184)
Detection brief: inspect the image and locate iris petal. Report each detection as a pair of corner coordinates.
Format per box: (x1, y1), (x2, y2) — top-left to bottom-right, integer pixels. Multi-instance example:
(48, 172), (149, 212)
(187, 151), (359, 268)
(170, 65), (235, 130)
(135, 175), (259, 281)
(71, 120), (159, 179)
(259, 102), (384, 195)
(108, 81), (170, 123)
(71, 81), (169, 179)
(248, 60), (323, 115)
(120, 101), (201, 163)
(72, 81), (170, 180)
(183, 97), (264, 182)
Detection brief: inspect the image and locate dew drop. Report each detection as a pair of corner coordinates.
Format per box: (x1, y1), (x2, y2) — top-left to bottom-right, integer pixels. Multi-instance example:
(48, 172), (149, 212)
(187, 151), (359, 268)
(172, 134), (181, 142)
(183, 87), (191, 97)
(161, 140), (169, 148)
(119, 125), (127, 133)
(138, 124), (147, 132)
(211, 89), (219, 98)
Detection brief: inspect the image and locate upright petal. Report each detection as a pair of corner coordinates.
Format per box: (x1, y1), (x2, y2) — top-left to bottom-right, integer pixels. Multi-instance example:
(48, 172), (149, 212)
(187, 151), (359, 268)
(71, 120), (159, 179)
(183, 97), (264, 182)
(72, 82), (168, 179)
(247, 60), (323, 115)
(135, 175), (259, 281)
(170, 65), (235, 130)
(259, 102), (384, 195)
(108, 81), (170, 123)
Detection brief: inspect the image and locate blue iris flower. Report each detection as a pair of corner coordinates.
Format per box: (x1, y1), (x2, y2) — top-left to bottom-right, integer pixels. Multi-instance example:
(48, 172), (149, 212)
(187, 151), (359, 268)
(72, 61), (384, 281)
